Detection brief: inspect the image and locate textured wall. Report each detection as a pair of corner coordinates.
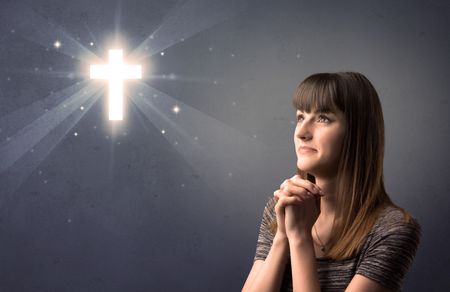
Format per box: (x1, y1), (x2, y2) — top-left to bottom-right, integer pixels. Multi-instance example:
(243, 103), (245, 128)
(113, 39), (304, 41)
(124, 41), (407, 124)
(0, 0), (449, 291)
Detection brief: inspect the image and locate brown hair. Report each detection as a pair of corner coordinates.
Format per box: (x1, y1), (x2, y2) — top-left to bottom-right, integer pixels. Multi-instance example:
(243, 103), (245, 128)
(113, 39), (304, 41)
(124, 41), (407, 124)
(270, 72), (413, 260)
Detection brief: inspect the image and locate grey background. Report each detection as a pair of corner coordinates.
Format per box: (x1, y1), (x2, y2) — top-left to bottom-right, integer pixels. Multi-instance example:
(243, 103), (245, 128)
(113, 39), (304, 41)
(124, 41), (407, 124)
(0, 0), (449, 291)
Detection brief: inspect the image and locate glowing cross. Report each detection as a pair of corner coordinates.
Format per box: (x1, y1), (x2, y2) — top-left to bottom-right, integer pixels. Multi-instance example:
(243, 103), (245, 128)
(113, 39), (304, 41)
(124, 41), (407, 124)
(90, 49), (142, 120)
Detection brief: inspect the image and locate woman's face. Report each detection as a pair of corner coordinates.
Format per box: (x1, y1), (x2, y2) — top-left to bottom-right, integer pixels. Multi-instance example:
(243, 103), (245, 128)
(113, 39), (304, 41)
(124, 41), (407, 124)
(294, 109), (347, 178)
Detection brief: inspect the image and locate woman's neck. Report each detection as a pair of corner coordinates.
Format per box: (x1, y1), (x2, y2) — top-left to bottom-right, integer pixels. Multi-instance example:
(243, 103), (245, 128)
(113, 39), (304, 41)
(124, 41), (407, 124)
(314, 177), (337, 221)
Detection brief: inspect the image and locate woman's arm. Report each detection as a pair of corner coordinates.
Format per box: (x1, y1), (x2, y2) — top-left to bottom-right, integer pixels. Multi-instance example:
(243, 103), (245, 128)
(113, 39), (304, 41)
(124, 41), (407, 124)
(275, 176), (323, 291)
(289, 234), (321, 292)
(242, 233), (290, 292)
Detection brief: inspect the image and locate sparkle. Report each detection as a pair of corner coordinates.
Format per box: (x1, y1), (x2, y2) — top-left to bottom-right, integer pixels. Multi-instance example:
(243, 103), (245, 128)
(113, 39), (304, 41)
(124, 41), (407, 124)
(231, 53), (235, 58)
(213, 80), (218, 85)
(53, 40), (61, 49)
(253, 134), (257, 138)
(181, 183), (185, 187)
(67, 218), (72, 223)
(174, 141), (178, 145)
(74, 132), (78, 136)
(30, 149), (34, 153)
(208, 47), (213, 51)
(44, 180), (48, 184)
(160, 51), (165, 56)
(80, 106), (84, 111)
(93, 125), (97, 129)
(10, 29), (15, 34)
(172, 105), (180, 114)
(194, 136), (198, 141)
(38, 170), (42, 175)
(90, 42), (94, 46)
(161, 129), (166, 134)
(6, 77), (10, 81)
(150, 35), (154, 39)
(296, 53), (301, 59)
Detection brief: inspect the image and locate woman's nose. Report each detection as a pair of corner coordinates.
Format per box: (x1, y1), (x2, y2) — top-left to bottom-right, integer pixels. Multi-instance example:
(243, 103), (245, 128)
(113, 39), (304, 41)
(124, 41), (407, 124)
(296, 123), (313, 141)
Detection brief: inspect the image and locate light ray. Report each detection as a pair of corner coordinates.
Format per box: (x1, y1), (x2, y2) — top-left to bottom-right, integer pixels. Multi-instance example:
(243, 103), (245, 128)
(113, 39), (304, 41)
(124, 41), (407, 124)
(130, 82), (271, 190)
(144, 74), (213, 83)
(0, 81), (90, 139)
(0, 68), (84, 80)
(3, 2), (100, 63)
(82, 21), (103, 53)
(0, 83), (101, 174)
(0, 91), (101, 203)
(129, 0), (252, 60)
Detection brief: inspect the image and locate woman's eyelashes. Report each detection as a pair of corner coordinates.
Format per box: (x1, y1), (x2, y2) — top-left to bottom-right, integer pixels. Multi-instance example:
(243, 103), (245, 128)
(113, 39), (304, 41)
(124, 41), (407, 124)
(318, 115), (332, 123)
(297, 114), (332, 124)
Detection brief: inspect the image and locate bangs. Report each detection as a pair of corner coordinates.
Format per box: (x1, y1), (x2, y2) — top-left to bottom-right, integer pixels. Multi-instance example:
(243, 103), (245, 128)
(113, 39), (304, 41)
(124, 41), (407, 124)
(292, 73), (342, 113)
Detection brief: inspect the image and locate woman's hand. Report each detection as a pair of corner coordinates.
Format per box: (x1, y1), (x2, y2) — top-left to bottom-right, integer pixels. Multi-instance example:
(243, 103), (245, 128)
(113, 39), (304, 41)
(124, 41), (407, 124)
(273, 175), (323, 240)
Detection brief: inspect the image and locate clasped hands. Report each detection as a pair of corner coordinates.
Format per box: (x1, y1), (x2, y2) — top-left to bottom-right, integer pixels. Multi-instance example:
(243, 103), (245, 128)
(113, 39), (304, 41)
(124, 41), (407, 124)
(273, 175), (323, 241)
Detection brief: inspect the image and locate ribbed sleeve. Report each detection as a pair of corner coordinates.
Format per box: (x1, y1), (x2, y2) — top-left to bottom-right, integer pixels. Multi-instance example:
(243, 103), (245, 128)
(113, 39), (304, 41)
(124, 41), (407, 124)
(253, 196), (276, 262)
(355, 208), (422, 291)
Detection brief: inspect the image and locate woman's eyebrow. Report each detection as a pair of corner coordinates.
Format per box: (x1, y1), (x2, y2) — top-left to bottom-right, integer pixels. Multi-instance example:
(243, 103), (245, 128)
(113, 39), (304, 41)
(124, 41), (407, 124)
(296, 110), (335, 115)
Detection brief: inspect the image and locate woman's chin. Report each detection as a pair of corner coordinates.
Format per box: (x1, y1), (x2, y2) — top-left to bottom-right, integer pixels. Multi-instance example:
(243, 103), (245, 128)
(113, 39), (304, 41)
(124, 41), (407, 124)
(296, 161), (316, 174)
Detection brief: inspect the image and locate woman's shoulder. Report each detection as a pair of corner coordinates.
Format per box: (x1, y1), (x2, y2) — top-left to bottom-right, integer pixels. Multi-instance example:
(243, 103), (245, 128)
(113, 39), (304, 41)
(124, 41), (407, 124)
(370, 204), (421, 240)
(376, 205), (420, 226)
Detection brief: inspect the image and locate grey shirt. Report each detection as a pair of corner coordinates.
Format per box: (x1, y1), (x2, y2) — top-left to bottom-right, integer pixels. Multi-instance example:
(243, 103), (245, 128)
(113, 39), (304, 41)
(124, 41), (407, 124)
(253, 197), (421, 292)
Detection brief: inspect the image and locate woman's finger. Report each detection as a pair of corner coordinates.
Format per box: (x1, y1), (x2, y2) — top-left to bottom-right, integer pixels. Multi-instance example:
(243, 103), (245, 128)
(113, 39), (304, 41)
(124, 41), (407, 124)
(274, 188), (294, 199)
(279, 179), (290, 190)
(282, 179), (324, 199)
(276, 196), (302, 208)
(282, 181), (312, 198)
(289, 175), (324, 196)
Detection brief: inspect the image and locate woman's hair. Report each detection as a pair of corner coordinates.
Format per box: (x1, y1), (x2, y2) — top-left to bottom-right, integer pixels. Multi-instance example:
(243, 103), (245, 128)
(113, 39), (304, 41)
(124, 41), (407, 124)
(270, 72), (413, 260)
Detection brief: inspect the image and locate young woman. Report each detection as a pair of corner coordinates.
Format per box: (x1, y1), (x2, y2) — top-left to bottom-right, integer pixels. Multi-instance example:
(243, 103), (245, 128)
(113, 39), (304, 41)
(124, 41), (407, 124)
(242, 72), (421, 292)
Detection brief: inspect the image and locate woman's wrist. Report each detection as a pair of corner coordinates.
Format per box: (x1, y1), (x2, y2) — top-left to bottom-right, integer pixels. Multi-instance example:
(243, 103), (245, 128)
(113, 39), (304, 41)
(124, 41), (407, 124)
(274, 231), (289, 244)
(287, 230), (313, 245)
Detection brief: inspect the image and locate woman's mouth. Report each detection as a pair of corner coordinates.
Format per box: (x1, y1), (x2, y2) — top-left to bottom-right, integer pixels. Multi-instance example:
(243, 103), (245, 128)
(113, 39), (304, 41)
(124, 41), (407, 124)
(298, 146), (317, 154)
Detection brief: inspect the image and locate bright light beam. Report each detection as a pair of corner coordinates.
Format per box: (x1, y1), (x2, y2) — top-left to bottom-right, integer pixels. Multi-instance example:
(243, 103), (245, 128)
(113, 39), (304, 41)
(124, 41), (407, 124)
(90, 49), (142, 120)
(3, 2), (101, 63)
(129, 0), (252, 60)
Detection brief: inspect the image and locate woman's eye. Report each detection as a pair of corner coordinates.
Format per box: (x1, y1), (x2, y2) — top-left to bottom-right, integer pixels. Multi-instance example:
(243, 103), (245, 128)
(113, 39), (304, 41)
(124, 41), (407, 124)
(318, 115), (331, 123)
